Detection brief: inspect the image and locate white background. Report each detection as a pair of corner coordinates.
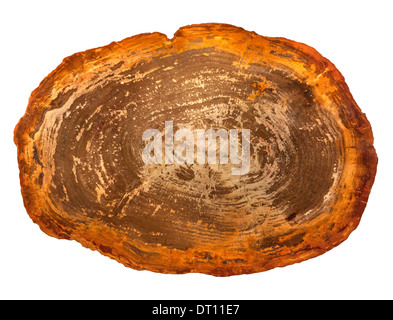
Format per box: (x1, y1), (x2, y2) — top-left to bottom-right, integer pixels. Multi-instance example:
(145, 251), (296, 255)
(1, 0), (392, 300)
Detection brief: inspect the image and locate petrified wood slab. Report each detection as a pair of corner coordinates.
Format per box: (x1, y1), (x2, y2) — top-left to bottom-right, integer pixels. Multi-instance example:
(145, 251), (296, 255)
(14, 23), (377, 276)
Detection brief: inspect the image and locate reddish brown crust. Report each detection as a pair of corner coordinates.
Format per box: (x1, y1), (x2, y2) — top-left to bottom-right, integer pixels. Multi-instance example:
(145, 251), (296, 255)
(14, 23), (377, 276)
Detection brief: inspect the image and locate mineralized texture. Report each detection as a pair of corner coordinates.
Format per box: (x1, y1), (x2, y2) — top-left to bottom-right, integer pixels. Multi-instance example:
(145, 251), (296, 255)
(14, 23), (377, 276)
